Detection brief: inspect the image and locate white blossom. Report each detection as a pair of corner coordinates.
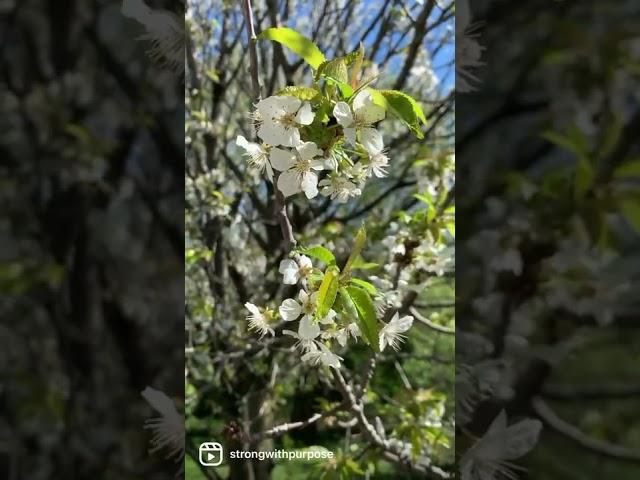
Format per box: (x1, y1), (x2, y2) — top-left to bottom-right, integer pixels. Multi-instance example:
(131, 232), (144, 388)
(141, 387), (185, 461)
(319, 174), (362, 202)
(302, 342), (343, 368)
(283, 329), (318, 353)
(245, 302), (274, 338)
(121, 0), (184, 73)
(379, 312), (413, 351)
(256, 96), (314, 147)
(366, 148), (390, 178)
(279, 290), (321, 340)
(333, 90), (385, 153)
(279, 255), (313, 285)
(460, 410), (542, 480)
(270, 141), (325, 198)
(236, 135), (273, 179)
(334, 322), (361, 347)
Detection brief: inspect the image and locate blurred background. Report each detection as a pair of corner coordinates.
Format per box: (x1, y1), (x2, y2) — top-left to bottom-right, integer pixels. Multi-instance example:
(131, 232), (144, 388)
(185, 0), (454, 478)
(457, 0), (640, 478)
(0, 1), (184, 478)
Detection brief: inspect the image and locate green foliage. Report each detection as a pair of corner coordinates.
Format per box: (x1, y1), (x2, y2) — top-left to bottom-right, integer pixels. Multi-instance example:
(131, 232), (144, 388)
(344, 285), (380, 352)
(342, 225), (367, 276)
(317, 266), (340, 318)
(369, 89), (428, 138)
(348, 277), (377, 295)
(258, 27), (326, 69)
(275, 86), (321, 100)
(297, 245), (337, 266)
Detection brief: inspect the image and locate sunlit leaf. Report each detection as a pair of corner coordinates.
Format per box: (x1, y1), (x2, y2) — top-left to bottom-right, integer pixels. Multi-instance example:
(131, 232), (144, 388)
(258, 27), (325, 69)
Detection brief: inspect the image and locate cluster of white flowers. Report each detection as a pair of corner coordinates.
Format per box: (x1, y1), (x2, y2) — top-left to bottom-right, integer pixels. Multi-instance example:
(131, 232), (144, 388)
(460, 410), (542, 480)
(236, 90), (389, 202)
(244, 252), (417, 368)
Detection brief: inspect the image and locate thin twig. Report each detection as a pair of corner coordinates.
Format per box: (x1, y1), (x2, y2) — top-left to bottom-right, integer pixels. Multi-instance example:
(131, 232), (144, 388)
(240, 0), (297, 253)
(331, 369), (449, 479)
(532, 397), (640, 464)
(254, 403), (343, 442)
(410, 306), (455, 335)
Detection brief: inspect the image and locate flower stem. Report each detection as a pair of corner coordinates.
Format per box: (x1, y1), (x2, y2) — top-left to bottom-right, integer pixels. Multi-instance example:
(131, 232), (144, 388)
(240, 0), (297, 253)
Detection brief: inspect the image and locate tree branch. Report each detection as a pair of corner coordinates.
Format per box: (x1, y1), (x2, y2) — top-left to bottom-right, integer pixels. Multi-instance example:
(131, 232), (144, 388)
(240, 0), (297, 253)
(331, 368), (449, 479)
(532, 397), (640, 464)
(410, 306), (454, 335)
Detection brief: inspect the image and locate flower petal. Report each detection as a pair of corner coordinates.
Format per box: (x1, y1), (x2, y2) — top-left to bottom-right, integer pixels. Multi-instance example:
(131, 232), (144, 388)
(244, 302), (260, 315)
(276, 95), (302, 114)
(270, 148), (296, 171)
(359, 127), (384, 154)
(279, 299), (302, 321)
(277, 170), (301, 197)
(298, 289), (309, 303)
(236, 135), (250, 150)
(256, 96), (283, 120)
(343, 127), (357, 146)
(389, 313), (414, 333)
(295, 102), (314, 125)
(296, 141), (322, 160)
(257, 121), (285, 145)
(298, 255), (312, 269)
(279, 259), (299, 284)
(333, 102), (354, 127)
(301, 172), (319, 199)
(298, 315), (320, 340)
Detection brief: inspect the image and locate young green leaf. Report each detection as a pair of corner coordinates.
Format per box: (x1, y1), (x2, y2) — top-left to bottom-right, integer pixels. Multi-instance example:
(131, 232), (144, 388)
(345, 286), (379, 351)
(348, 277), (377, 295)
(316, 58), (353, 98)
(316, 58), (349, 84)
(618, 195), (640, 231)
(317, 266), (340, 318)
(351, 255), (379, 270)
(258, 27), (325, 69)
(613, 159), (640, 179)
(574, 157), (595, 200)
(368, 89), (428, 138)
(298, 246), (336, 265)
(342, 225), (367, 275)
(275, 86), (321, 100)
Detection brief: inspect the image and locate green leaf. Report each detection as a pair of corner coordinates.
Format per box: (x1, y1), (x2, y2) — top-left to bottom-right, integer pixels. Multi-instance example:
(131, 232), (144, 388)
(541, 125), (589, 160)
(298, 246), (336, 265)
(316, 58), (353, 98)
(574, 157), (595, 200)
(351, 256), (379, 270)
(598, 115), (623, 158)
(316, 58), (349, 83)
(446, 220), (455, 238)
(345, 286), (379, 352)
(342, 225), (367, 275)
(348, 277), (377, 295)
(275, 86), (320, 100)
(614, 159), (640, 179)
(317, 266), (340, 318)
(619, 196), (640, 231)
(258, 27), (325, 69)
(414, 193), (433, 205)
(338, 288), (358, 325)
(369, 89), (427, 138)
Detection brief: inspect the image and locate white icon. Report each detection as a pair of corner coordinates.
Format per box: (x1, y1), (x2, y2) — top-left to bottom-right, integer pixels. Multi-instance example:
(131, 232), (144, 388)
(199, 442), (223, 466)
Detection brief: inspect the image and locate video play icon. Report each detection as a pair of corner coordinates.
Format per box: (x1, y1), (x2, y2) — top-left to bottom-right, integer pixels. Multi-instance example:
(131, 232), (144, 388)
(199, 442), (223, 466)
